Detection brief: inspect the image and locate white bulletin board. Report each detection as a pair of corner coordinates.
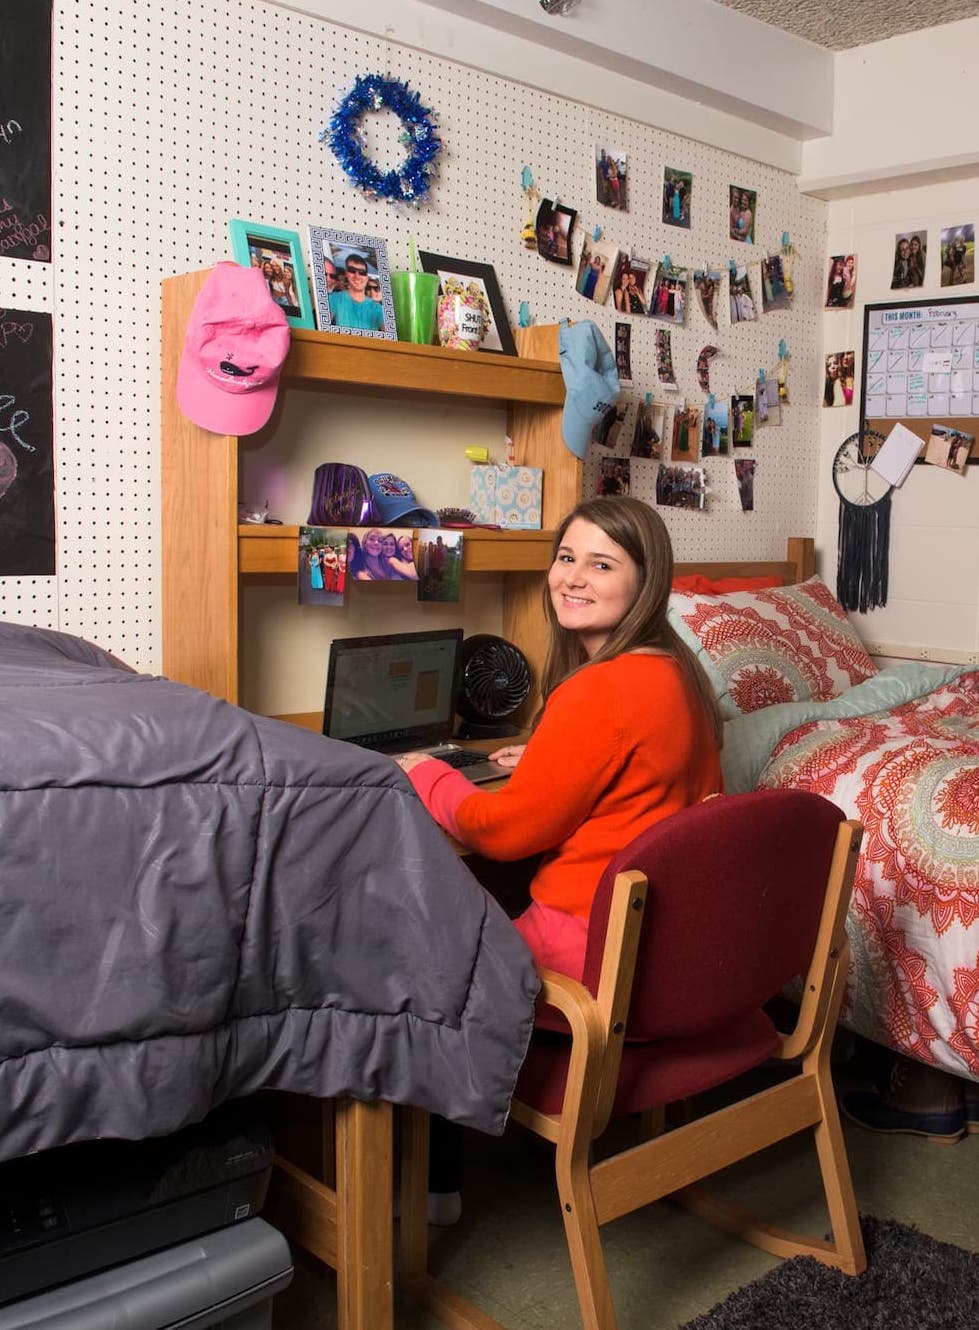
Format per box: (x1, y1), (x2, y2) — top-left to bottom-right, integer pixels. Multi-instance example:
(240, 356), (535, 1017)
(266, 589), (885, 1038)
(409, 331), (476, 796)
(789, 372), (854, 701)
(860, 295), (979, 462)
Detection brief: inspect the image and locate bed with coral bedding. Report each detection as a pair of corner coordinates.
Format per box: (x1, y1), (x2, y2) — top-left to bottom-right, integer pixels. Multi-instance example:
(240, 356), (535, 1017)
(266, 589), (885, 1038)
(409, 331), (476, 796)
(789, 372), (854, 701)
(668, 556), (979, 1085)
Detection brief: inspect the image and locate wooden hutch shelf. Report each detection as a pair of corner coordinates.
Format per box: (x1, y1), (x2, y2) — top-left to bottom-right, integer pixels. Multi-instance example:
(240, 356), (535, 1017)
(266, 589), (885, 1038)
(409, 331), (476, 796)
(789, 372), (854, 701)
(161, 269), (578, 708)
(238, 524), (555, 576)
(283, 327), (565, 406)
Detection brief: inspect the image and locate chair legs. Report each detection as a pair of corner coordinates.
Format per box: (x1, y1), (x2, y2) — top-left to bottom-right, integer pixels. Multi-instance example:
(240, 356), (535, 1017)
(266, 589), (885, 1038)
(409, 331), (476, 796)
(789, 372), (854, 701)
(401, 1106), (619, 1330)
(674, 1055), (866, 1276)
(809, 1046), (866, 1274)
(555, 1140), (617, 1330)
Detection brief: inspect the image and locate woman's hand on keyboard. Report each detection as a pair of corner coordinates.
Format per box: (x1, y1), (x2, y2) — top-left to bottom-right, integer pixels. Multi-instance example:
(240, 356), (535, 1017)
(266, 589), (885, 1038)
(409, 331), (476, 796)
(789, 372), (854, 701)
(394, 752), (436, 774)
(488, 744), (526, 769)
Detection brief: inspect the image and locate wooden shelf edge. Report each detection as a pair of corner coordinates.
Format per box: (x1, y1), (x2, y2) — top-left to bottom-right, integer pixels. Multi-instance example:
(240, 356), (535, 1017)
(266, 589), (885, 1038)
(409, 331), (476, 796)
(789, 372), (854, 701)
(239, 525), (556, 575)
(161, 274), (564, 409)
(283, 333), (564, 406)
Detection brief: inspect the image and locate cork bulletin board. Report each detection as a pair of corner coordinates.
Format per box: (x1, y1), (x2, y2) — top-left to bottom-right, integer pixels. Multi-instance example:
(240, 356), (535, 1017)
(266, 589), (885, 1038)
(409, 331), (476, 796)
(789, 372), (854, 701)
(860, 294), (979, 463)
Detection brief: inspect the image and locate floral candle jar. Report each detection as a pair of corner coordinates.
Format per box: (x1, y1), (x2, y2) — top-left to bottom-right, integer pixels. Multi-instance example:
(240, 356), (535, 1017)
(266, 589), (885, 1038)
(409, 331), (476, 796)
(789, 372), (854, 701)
(437, 278), (490, 350)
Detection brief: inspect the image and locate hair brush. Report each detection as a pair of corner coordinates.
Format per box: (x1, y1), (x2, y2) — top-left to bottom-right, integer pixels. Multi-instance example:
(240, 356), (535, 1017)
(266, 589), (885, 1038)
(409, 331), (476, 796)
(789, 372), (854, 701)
(436, 506), (501, 529)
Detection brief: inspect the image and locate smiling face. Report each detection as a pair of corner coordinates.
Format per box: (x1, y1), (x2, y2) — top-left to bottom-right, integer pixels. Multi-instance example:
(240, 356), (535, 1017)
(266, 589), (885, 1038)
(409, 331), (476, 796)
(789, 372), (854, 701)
(547, 517), (640, 658)
(344, 256), (370, 299)
(381, 533), (398, 557)
(363, 529), (383, 555)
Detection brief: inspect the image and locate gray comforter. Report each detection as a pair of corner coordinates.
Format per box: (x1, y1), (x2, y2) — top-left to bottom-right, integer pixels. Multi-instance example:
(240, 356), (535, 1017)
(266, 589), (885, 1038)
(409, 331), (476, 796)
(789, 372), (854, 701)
(0, 621), (539, 1163)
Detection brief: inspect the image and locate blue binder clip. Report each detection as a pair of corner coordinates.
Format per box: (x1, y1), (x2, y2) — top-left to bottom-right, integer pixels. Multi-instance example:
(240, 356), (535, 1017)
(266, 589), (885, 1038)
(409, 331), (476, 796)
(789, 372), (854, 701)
(592, 225), (603, 241)
(778, 339), (788, 360)
(518, 301), (532, 328)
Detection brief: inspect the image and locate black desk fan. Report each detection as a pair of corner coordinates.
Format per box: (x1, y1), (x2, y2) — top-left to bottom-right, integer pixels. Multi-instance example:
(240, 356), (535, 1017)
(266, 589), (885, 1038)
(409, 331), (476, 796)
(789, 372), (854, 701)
(455, 634), (531, 740)
(832, 428), (892, 613)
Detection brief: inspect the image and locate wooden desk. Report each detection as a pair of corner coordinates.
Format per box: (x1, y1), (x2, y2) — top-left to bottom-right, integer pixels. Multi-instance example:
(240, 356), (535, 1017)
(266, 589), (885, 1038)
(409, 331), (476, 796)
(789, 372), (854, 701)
(265, 1097), (393, 1330)
(263, 718), (526, 1330)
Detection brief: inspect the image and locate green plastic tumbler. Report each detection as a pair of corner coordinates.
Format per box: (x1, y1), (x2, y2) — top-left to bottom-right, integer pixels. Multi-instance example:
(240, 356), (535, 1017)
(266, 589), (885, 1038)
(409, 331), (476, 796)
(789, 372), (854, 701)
(391, 271), (440, 344)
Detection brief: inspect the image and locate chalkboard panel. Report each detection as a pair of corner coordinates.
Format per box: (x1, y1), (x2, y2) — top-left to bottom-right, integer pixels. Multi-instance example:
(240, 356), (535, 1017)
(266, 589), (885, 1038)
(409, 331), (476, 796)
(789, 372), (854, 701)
(0, 0), (52, 262)
(0, 309), (54, 575)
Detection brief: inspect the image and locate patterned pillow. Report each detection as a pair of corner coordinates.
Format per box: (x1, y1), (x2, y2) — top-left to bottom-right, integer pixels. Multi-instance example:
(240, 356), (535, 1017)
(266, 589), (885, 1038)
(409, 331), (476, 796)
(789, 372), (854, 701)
(668, 576), (878, 717)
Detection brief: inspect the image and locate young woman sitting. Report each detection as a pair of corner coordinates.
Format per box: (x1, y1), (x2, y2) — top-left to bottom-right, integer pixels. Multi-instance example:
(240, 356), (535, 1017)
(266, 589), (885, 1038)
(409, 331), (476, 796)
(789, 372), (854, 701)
(395, 495), (724, 982)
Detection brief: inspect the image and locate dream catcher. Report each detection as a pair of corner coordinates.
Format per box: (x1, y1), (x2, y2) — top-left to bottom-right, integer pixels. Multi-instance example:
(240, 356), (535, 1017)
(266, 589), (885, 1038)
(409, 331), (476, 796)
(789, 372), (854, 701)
(832, 429), (891, 612)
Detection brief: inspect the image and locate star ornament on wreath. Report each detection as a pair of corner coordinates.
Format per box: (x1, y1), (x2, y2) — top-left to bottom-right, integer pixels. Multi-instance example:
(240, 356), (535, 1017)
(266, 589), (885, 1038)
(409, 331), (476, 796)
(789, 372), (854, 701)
(324, 73), (442, 206)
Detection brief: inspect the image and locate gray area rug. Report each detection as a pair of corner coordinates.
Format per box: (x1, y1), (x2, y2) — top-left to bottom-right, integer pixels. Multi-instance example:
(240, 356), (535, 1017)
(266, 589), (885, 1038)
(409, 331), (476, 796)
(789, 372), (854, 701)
(678, 1216), (979, 1330)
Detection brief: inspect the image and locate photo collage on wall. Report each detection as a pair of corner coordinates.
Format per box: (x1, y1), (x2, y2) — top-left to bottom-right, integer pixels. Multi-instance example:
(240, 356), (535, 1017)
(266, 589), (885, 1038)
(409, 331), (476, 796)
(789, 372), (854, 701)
(522, 143), (818, 515)
(298, 526), (462, 605)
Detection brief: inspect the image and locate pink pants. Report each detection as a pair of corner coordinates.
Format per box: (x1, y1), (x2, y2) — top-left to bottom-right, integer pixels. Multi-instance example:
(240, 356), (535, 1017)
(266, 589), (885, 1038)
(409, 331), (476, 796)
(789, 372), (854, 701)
(512, 901), (589, 983)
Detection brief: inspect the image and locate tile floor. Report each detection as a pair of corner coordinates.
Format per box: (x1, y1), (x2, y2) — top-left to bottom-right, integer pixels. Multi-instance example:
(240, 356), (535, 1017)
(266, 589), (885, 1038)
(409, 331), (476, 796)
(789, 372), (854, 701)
(271, 1055), (979, 1330)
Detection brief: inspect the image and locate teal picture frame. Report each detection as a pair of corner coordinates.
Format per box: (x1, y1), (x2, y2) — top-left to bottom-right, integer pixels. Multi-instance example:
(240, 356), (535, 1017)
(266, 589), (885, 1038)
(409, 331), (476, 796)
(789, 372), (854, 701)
(228, 218), (315, 329)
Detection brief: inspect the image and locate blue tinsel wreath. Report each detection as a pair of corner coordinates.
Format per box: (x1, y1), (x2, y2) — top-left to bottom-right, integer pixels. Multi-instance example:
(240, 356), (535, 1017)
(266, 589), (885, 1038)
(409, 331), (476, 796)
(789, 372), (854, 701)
(324, 73), (442, 206)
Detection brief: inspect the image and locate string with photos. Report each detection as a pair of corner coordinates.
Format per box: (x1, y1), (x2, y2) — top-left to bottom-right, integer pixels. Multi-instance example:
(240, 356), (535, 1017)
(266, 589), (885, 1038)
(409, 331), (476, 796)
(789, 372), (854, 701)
(521, 167), (796, 500)
(520, 168), (797, 321)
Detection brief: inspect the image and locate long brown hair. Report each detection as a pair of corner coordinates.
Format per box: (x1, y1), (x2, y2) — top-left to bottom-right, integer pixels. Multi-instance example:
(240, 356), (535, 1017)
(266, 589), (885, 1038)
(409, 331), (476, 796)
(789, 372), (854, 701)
(536, 496), (723, 745)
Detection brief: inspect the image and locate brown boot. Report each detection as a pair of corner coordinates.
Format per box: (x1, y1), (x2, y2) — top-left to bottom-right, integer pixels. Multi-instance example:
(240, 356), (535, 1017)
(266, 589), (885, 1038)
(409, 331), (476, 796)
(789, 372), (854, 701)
(842, 1053), (966, 1144)
(964, 1082), (979, 1135)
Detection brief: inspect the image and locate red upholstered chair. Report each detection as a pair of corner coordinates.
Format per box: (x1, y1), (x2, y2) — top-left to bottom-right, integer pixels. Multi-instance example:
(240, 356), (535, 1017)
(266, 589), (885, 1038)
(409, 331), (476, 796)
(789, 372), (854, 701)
(401, 790), (866, 1330)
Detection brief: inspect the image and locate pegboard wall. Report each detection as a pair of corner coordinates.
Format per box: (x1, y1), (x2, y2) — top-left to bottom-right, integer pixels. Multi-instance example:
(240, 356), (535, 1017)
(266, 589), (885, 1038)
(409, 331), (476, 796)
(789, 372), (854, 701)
(0, 0), (826, 670)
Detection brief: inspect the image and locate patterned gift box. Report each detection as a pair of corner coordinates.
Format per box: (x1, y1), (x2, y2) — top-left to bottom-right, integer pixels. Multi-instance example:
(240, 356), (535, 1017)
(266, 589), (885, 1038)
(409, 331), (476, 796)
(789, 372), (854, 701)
(469, 464), (543, 529)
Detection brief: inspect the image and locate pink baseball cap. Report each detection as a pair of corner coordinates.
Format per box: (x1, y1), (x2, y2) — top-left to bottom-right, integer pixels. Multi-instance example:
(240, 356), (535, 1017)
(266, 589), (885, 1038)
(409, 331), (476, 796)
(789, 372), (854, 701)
(177, 261), (291, 436)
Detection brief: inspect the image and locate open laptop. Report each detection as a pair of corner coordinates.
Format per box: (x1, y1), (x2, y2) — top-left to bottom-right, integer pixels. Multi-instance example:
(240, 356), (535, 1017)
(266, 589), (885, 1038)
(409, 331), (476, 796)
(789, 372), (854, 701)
(322, 629), (512, 785)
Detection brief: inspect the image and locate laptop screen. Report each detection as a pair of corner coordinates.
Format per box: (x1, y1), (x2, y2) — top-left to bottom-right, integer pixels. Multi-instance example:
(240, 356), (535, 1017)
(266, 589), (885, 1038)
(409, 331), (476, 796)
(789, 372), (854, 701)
(322, 629), (463, 751)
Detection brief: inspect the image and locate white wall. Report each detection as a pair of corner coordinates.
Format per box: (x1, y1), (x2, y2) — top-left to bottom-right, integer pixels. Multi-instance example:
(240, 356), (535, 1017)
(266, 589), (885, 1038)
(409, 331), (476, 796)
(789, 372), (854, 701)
(816, 177), (979, 664)
(802, 23), (979, 663)
(281, 0), (817, 169)
(799, 19), (979, 197)
(0, 0), (827, 715)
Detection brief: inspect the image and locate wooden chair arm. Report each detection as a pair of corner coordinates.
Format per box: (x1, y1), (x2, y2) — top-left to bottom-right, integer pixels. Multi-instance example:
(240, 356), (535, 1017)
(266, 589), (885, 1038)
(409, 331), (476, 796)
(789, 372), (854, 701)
(536, 968), (605, 1035)
(510, 967), (607, 1145)
(521, 870), (648, 1143)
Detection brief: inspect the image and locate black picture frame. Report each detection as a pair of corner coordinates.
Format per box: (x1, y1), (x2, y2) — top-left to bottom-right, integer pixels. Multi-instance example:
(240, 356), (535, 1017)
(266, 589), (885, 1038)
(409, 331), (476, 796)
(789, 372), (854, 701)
(417, 251), (517, 356)
(859, 294), (979, 465)
(534, 198), (576, 266)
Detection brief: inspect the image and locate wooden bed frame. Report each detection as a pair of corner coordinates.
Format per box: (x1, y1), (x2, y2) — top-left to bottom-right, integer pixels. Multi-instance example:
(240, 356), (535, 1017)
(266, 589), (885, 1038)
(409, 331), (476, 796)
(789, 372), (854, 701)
(674, 536), (814, 587)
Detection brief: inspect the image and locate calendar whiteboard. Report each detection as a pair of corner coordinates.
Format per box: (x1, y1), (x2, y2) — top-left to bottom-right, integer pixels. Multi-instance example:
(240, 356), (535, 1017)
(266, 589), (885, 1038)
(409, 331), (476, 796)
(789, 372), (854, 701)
(860, 295), (979, 463)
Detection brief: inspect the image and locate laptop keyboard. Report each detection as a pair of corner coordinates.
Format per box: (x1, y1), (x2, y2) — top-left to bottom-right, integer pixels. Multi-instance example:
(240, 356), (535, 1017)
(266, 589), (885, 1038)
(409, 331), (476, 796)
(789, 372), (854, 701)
(439, 748), (490, 770)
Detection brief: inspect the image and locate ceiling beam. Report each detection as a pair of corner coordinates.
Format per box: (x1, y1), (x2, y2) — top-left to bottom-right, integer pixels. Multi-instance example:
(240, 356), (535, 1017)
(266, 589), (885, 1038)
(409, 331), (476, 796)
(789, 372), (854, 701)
(414, 0), (834, 139)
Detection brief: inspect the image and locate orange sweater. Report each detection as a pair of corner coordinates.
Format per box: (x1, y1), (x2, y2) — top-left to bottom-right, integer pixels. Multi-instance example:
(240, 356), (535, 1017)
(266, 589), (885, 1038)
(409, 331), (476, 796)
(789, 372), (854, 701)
(408, 653), (723, 918)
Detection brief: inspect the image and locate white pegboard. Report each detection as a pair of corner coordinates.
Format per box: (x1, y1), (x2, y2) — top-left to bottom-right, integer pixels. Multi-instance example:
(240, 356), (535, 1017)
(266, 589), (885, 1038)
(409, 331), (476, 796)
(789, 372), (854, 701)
(4, 0), (826, 669)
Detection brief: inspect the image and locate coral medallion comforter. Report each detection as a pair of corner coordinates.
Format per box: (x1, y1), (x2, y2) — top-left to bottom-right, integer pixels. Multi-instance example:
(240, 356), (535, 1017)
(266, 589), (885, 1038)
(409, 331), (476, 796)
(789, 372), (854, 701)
(724, 663), (979, 1082)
